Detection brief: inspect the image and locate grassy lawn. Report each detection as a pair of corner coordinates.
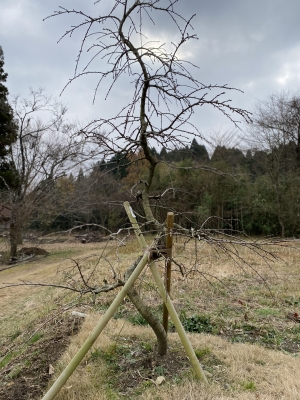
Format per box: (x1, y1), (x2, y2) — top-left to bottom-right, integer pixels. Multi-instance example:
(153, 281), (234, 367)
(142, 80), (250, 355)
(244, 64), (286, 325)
(0, 236), (300, 399)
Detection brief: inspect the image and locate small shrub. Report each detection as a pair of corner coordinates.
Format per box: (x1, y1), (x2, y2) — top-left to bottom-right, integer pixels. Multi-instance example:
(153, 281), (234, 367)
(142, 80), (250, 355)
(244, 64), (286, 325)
(90, 347), (103, 361)
(180, 311), (213, 333)
(154, 365), (166, 375)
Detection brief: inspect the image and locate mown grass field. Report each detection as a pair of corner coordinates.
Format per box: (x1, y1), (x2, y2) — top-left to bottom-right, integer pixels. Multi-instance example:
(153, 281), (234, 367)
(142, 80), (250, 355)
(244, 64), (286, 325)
(0, 235), (300, 399)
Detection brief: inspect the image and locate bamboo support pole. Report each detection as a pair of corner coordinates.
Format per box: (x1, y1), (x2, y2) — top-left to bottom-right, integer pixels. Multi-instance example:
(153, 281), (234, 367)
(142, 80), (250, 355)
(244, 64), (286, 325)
(42, 252), (149, 400)
(163, 212), (174, 332)
(149, 262), (208, 383)
(123, 202), (208, 384)
(124, 201), (147, 250)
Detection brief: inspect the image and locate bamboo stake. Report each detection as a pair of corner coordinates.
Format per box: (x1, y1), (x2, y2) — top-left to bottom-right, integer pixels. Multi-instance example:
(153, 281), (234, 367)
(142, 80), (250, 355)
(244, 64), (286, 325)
(123, 202), (208, 384)
(163, 212), (174, 332)
(123, 202), (147, 250)
(42, 252), (149, 400)
(149, 262), (208, 383)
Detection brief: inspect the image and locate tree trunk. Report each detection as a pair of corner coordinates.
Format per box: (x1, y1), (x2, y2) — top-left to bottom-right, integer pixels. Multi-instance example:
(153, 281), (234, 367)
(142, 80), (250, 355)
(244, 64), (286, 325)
(125, 256), (167, 355)
(278, 216), (285, 238)
(296, 122), (300, 168)
(9, 221), (20, 261)
(9, 206), (23, 261)
(275, 183), (285, 238)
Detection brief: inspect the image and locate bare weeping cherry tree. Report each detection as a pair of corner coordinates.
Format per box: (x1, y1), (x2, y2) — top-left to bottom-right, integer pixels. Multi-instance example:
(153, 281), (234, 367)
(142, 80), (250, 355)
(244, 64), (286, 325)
(42, 0), (273, 356)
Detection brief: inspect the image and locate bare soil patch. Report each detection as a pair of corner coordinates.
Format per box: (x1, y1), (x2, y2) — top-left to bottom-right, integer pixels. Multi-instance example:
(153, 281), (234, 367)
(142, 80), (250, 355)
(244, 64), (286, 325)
(0, 241), (102, 399)
(0, 315), (82, 400)
(17, 247), (49, 257)
(100, 336), (191, 396)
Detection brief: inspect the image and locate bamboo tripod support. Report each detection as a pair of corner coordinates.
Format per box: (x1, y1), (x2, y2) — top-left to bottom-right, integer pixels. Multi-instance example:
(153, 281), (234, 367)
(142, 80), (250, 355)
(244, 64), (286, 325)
(123, 202), (208, 384)
(42, 203), (208, 400)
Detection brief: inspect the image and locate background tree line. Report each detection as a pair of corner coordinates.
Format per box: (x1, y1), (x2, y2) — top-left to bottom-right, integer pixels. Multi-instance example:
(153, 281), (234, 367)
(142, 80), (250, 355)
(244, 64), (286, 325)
(34, 112), (300, 239)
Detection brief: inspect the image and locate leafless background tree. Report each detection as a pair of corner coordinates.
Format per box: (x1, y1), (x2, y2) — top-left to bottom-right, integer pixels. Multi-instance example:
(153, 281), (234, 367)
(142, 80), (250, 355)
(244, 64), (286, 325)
(248, 91), (300, 237)
(0, 88), (95, 260)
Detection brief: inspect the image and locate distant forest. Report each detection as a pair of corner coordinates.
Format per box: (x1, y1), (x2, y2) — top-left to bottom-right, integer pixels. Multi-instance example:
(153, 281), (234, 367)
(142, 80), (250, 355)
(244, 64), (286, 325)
(34, 136), (300, 238)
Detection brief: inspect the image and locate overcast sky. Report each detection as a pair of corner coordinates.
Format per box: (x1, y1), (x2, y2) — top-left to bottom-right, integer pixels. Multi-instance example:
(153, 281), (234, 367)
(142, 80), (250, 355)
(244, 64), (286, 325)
(1, 0), (300, 148)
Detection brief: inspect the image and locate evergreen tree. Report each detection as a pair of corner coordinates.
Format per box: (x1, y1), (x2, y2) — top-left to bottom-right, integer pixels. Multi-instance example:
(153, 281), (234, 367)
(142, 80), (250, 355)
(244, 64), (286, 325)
(211, 146), (245, 169)
(77, 168), (84, 182)
(159, 147), (168, 160)
(190, 138), (209, 163)
(109, 152), (129, 179)
(0, 46), (18, 189)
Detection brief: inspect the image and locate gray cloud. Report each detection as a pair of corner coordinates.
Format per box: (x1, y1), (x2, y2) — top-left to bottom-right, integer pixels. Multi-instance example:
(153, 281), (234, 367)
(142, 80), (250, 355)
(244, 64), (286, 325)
(1, 0), (300, 141)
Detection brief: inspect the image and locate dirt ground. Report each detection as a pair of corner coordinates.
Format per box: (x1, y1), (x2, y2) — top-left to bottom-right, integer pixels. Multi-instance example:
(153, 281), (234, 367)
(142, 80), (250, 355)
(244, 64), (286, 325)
(0, 315), (82, 400)
(0, 241), (102, 400)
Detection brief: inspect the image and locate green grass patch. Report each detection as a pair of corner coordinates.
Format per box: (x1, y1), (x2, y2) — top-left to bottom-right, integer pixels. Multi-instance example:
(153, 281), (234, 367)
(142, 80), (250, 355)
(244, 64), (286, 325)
(29, 332), (43, 344)
(128, 313), (148, 326)
(195, 347), (212, 359)
(241, 380), (256, 391)
(8, 366), (22, 379)
(140, 341), (153, 352)
(10, 329), (21, 341)
(0, 352), (14, 369)
(90, 343), (125, 369)
(255, 307), (281, 317)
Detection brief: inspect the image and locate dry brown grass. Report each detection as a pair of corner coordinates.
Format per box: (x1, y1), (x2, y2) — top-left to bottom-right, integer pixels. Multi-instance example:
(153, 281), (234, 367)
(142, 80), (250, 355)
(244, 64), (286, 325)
(1, 236), (300, 399)
(0, 240), (106, 339)
(50, 313), (300, 400)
